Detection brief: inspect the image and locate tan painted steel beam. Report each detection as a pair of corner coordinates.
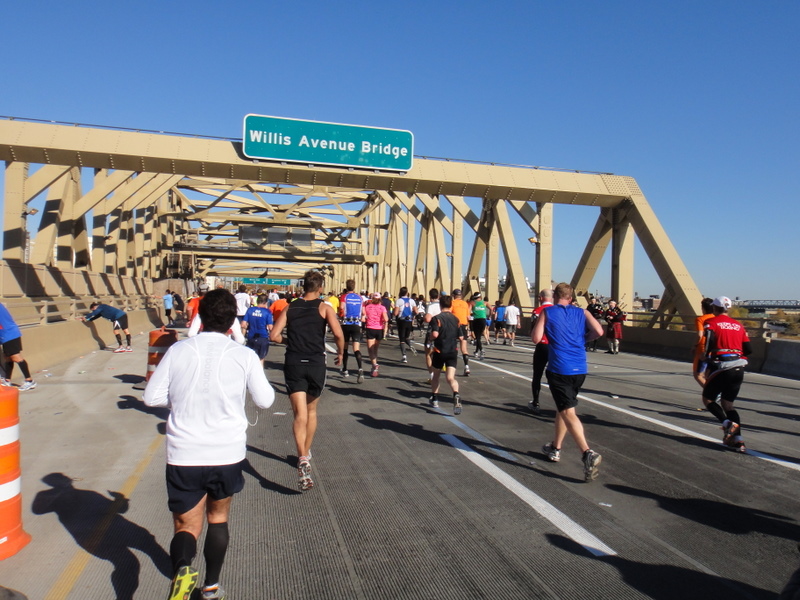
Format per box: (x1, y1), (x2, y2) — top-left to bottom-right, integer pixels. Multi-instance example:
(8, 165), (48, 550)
(0, 119), (703, 323)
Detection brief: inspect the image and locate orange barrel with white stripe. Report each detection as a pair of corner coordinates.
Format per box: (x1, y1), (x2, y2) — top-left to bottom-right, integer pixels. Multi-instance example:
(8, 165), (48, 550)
(146, 327), (179, 382)
(0, 386), (31, 560)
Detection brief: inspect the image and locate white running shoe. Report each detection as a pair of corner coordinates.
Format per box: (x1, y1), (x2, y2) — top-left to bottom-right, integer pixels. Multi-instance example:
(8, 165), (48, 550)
(113, 346), (127, 353)
(19, 380), (37, 392)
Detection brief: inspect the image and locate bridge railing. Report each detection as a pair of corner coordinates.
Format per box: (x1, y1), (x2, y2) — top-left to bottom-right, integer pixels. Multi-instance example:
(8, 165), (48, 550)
(627, 311), (782, 339)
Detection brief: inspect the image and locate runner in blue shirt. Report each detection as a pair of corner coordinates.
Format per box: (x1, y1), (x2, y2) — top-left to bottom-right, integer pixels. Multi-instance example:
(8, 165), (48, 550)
(0, 303), (36, 391)
(162, 290), (175, 326)
(338, 279), (365, 383)
(241, 295), (273, 366)
(532, 283), (604, 481)
(80, 303), (132, 352)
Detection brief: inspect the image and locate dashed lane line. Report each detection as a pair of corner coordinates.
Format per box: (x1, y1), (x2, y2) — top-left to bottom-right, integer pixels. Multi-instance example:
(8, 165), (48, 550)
(441, 433), (617, 557)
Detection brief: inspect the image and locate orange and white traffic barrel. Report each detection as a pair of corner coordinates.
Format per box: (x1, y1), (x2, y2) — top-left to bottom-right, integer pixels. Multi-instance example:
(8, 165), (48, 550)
(146, 327), (179, 382)
(0, 386), (31, 560)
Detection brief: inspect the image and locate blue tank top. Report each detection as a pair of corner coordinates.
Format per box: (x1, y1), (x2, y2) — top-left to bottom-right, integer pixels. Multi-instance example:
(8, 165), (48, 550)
(342, 293), (363, 324)
(543, 304), (587, 375)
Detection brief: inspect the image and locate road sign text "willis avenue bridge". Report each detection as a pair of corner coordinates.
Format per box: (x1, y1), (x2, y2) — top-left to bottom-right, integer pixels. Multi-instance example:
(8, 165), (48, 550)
(243, 114), (413, 172)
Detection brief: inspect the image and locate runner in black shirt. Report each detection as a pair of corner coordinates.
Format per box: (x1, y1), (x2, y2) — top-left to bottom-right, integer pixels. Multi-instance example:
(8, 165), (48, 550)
(271, 271), (344, 491)
(429, 295), (464, 415)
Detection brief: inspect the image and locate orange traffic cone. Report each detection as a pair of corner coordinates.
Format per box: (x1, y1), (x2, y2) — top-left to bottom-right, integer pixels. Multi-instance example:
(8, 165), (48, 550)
(146, 327), (179, 382)
(0, 386), (31, 560)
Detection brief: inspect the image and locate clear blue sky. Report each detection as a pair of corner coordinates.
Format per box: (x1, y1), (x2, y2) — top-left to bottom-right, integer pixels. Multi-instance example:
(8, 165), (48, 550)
(2, 1), (798, 300)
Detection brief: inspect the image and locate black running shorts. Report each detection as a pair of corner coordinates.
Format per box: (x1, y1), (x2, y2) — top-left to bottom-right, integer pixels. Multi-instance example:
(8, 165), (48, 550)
(246, 336), (270, 360)
(1, 336), (22, 357)
(431, 352), (458, 370)
(342, 323), (363, 344)
(545, 371), (586, 412)
(365, 328), (384, 341)
(166, 460), (245, 514)
(703, 366), (744, 403)
(113, 315), (129, 331)
(284, 363), (327, 398)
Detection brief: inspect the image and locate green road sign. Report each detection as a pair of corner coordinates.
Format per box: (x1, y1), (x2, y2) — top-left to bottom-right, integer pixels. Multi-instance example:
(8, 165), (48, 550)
(266, 278), (291, 286)
(243, 114), (413, 172)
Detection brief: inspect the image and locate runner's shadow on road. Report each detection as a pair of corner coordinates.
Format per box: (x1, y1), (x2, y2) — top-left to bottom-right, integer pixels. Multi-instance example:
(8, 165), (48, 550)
(607, 483), (800, 543)
(31, 473), (171, 600)
(545, 533), (772, 600)
(245, 446), (301, 495)
(113, 373), (147, 385)
(117, 395), (168, 435)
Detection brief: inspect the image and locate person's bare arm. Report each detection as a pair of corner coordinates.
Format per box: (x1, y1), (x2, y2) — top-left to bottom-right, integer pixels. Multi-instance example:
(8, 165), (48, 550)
(531, 310), (547, 344)
(269, 308), (288, 344)
(321, 303), (345, 365)
(584, 309), (604, 341)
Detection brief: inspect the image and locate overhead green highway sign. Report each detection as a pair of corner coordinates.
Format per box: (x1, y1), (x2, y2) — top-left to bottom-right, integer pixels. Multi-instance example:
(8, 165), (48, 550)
(243, 114), (413, 172)
(241, 277), (291, 285)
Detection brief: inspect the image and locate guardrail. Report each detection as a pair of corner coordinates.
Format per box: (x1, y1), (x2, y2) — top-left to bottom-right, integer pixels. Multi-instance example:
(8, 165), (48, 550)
(5, 296), (155, 328)
(626, 311), (784, 339)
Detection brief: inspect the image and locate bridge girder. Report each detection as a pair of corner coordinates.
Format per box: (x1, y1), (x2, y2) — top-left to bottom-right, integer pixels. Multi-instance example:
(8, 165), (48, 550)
(0, 118), (702, 321)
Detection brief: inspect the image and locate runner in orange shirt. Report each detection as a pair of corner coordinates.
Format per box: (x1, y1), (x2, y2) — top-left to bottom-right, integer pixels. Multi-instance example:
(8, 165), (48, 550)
(693, 297), (715, 387)
(450, 289), (471, 376)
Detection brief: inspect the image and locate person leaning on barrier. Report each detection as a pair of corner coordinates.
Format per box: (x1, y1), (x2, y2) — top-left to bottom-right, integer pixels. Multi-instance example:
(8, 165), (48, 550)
(144, 288), (275, 600)
(79, 302), (132, 353)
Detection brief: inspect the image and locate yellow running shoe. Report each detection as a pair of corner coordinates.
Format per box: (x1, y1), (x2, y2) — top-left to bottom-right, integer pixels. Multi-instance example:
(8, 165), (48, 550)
(168, 566), (198, 600)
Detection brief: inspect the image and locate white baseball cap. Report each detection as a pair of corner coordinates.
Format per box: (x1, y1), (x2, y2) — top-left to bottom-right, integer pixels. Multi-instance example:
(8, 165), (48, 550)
(712, 296), (732, 309)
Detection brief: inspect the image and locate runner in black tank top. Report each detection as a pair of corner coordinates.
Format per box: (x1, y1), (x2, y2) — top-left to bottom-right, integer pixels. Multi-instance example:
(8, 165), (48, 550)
(270, 271), (344, 491)
(285, 298), (327, 365)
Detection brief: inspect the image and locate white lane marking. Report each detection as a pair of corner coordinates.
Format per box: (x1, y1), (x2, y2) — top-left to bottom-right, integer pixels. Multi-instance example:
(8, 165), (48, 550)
(441, 433), (617, 557)
(434, 410), (518, 462)
(474, 360), (800, 473)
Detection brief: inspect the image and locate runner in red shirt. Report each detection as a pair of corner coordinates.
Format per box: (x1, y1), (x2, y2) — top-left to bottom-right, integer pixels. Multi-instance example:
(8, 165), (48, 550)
(701, 296), (752, 452)
(528, 289), (553, 414)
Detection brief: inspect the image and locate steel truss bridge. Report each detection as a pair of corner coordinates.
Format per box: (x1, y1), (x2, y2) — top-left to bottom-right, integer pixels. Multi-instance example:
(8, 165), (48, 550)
(0, 117), (702, 323)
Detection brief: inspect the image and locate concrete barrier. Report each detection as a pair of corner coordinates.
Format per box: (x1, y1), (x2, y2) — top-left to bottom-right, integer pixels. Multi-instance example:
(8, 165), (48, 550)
(762, 338), (800, 380)
(597, 327), (769, 372)
(17, 309), (163, 373)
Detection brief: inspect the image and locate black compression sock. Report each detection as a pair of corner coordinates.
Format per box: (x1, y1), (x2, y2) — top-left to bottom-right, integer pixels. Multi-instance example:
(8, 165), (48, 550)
(203, 522), (230, 586)
(354, 350), (363, 369)
(125, 334), (131, 346)
(169, 531), (197, 573)
(342, 349), (349, 371)
(462, 354), (470, 366)
(115, 334), (122, 346)
(18, 360), (31, 380)
(726, 410), (741, 426)
(705, 401), (727, 423)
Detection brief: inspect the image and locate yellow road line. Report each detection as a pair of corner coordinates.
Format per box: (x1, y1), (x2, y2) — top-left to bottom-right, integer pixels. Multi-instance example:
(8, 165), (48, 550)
(44, 434), (164, 600)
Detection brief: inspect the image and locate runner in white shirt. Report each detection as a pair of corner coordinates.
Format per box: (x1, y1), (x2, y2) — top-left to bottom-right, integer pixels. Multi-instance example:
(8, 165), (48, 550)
(144, 289), (274, 600)
(505, 300), (521, 347)
(234, 285), (251, 321)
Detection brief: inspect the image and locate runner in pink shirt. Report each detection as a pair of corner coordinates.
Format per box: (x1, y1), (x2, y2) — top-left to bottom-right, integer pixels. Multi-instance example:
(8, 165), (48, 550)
(363, 293), (388, 377)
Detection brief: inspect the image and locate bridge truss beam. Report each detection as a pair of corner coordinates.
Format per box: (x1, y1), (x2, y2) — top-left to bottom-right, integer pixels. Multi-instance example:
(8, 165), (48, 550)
(0, 119), (702, 322)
